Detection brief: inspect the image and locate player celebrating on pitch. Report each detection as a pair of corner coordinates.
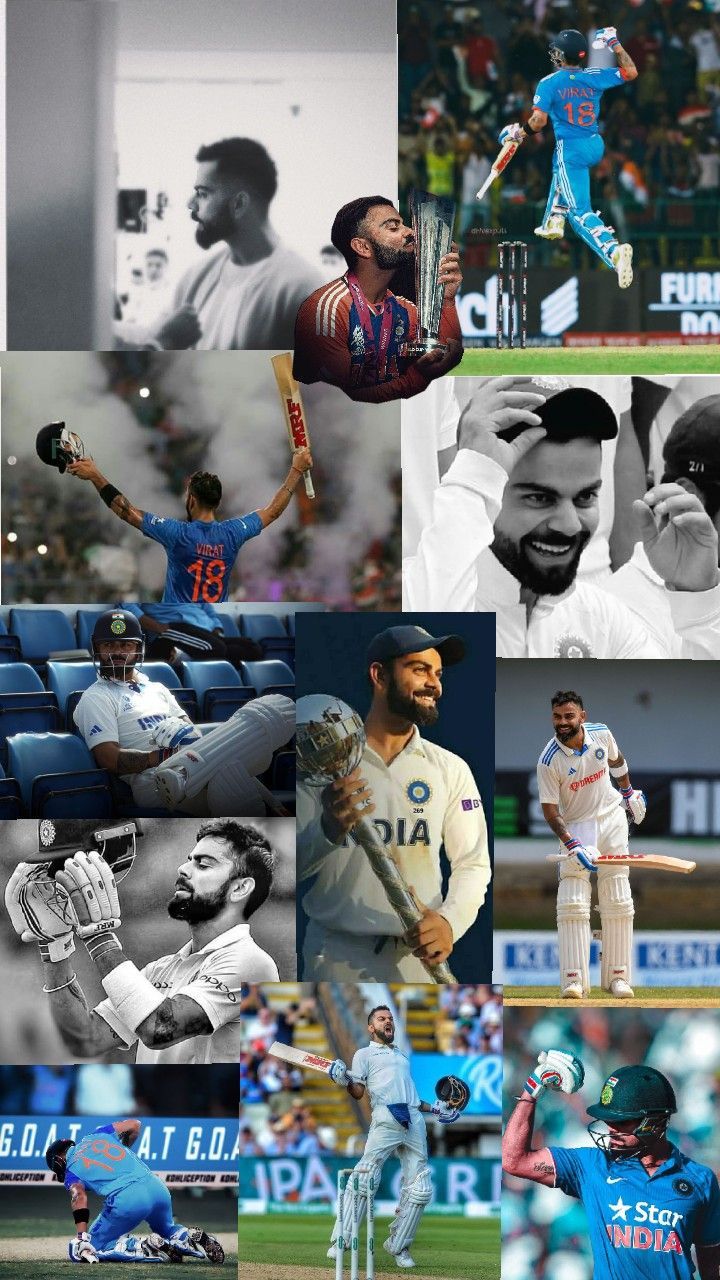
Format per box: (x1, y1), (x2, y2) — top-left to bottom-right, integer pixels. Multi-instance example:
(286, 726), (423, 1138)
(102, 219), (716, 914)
(46, 1117), (224, 1264)
(538, 689), (646, 1000)
(296, 624), (491, 981)
(327, 1003), (464, 1270)
(498, 28), (638, 287)
(504, 1053), (720, 1278)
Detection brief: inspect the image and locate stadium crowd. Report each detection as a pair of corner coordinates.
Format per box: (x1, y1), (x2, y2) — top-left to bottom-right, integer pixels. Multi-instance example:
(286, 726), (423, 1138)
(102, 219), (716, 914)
(399, 0), (720, 267)
(0, 1064), (238, 1117)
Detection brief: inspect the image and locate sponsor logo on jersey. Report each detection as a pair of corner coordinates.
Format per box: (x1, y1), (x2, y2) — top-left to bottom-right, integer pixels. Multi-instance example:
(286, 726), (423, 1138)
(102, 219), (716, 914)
(461, 797), (482, 811)
(569, 768), (604, 792)
(568, 768), (577, 776)
(89, 724), (103, 737)
(605, 1199), (685, 1255)
(407, 779), (432, 806)
(347, 818), (430, 847)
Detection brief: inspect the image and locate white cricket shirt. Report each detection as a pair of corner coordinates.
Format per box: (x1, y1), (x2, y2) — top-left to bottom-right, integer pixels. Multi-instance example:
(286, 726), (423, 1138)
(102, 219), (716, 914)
(351, 1042), (421, 1109)
(536, 723), (623, 822)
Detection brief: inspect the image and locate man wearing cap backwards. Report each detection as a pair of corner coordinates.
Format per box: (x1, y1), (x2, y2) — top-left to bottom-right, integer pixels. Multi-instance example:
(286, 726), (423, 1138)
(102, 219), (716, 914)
(296, 624), (490, 981)
(504, 1053), (720, 1278)
(403, 378), (720, 658)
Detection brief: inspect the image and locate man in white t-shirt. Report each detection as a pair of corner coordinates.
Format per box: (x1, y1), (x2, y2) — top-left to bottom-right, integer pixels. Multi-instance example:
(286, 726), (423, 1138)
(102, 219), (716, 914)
(537, 689), (646, 1000)
(172, 136), (321, 349)
(4, 820), (279, 1064)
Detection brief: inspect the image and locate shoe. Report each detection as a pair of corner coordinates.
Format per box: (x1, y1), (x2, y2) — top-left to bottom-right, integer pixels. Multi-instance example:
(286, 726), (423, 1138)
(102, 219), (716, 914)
(610, 977), (634, 999)
(561, 982), (583, 1000)
(327, 1245), (338, 1260)
(611, 243), (633, 288)
(396, 1249), (416, 1269)
(534, 213), (566, 239)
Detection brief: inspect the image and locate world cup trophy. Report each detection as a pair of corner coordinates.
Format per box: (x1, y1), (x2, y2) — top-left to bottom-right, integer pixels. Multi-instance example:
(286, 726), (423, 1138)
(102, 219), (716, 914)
(401, 188), (456, 358)
(296, 694), (457, 983)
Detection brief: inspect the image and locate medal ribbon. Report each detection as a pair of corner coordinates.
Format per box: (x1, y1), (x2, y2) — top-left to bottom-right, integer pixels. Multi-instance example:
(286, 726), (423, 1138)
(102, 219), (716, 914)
(346, 272), (399, 382)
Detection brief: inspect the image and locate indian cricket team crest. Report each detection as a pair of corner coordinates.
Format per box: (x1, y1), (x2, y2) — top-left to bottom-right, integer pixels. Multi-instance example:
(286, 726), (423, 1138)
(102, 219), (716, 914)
(39, 819), (57, 848)
(595, 748), (605, 760)
(407, 779), (432, 807)
(601, 1075), (619, 1105)
(110, 615), (127, 635)
(554, 633), (593, 659)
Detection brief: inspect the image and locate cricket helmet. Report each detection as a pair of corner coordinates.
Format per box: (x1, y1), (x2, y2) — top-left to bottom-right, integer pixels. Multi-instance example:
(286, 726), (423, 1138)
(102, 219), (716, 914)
(46, 1138), (75, 1181)
(35, 423), (86, 474)
(23, 818), (142, 882)
(91, 609), (145, 673)
(587, 1065), (676, 1159)
(549, 29), (588, 67)
(435, 1074), (471, 1112)
(662, 396), (720, 515)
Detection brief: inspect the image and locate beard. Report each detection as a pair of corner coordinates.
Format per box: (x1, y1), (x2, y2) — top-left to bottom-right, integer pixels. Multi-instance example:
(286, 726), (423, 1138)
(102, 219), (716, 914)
(367, 236), (414, 271)
(386, 671), (440, 727)
(491, 528), (591, 595)
(168, 881), (229, 923)
(193, 203), (235, 250)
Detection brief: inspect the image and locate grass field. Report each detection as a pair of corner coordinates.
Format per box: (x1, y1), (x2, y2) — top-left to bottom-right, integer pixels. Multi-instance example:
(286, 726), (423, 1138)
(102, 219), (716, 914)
(505, 985), (720, 1005)
(457, 345), (720, 374)
(239, 1213), (499, 1280)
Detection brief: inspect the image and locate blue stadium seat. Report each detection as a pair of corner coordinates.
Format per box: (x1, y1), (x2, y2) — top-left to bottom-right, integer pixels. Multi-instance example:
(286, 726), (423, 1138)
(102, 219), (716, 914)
(7, 732), (113, 817)
(239, 660), (295, 699)
(0, 760), (23, 818)
(178, 660), (250, 721)
(143, 662), (198, 720)
(8, 609), (78, 666)
(75, 608), (114, 651)
(0, 635), (23, 664)
(242, 615), (287, 641)
(0, 664), (46, 694)
(46, 662), (97, 728)
(214, 609), (241, 637)
(0, 666), (60, 762)
(286, 614), (295, 637)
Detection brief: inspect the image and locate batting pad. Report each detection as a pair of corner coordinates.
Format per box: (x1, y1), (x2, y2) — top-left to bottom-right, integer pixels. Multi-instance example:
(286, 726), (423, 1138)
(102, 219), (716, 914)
(154, 694), (295, 808)
(598, 868), (634, 988)
(557, 875), (591, 993)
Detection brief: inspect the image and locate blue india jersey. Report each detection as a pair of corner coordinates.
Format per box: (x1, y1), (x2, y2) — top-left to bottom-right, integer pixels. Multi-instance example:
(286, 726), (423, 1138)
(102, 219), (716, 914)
(141, 512), (263, 604)
(549, 1143), (720, 1277)
(64, 1125), (153, 1196)
(533, 67), (625, 140)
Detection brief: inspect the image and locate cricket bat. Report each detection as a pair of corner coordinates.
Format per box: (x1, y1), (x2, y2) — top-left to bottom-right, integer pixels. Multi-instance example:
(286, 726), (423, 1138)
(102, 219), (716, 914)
(546, 853), (697, 874)
(271, 353), (315, 499)
(476, 138), (519, 199)
(268, 1041), (360, 1081)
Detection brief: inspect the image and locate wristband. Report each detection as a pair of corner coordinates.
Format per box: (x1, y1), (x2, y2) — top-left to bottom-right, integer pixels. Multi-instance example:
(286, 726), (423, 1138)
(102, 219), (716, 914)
(101, 959), (166, 1032)
(620, 786), (633, 799)
(520, 122), (533, 137)
(84, 931), (122, 962)
(610, 763), (628, 778)
(99, 483), (121, 508)
(73, 1210), (90, 1227)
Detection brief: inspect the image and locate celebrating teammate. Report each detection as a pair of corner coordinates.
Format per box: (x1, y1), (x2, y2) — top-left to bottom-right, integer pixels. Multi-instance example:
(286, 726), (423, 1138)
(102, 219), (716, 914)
(73, 610), (293, 816)
(296, 624), (490, 980)
(403, 378), (720, 657)
(46, 1117), (224, 1264)
(66, 449), (312, 605)
(498, 28), (638, 287)
(538, 689), (646, 999)
(4, 819), (279, 1063)
(504, 1054), (720, 1278)
(327, 1004), (464, 1270)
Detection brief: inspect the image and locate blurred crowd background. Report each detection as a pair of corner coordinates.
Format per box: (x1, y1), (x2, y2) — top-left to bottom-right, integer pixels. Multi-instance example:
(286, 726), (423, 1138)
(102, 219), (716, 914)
(0, 1063), (238, 1117)
(504, 1007), (720, 1279)
(399, 0), (720, 269)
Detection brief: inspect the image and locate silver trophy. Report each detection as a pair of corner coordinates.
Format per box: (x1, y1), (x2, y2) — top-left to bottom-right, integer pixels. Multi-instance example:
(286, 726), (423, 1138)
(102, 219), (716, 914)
(401, 188), (456, 358)
(296, 694), (456, 984)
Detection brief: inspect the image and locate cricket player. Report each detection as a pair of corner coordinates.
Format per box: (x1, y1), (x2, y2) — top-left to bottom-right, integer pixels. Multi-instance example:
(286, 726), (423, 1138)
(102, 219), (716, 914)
(66, 448), (312, 605)
(504, 1054), (720, 1278)
(73, 609), (294, 816)
(46, 1118), (224, 1263)
(293, 196), (463, 403)
(327, 1004), (461, 1270)
(538, 689), (646, 999)
(4, 819), (279, 1063)
(403, 378), (720, 657)
(498, 28), (638, 287)
(296, 624), (491, 981)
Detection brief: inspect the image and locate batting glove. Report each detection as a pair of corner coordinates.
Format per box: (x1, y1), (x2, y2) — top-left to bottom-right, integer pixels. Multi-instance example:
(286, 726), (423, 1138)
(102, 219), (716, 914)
(151, 716), (201, 760)
(430, 1101), (460, 1124)
(4, 863), (77, 962)
(55, 851), (122, 940)
(498, 122), (525, 146)
(621, 787), (646, 824)
(563, 837), (599, 873)
(329, 1059), (350, 1086)
(592, 26), (619, 49)
(68, 1232), (99, 1264)
(524, 1049), (585, 1099)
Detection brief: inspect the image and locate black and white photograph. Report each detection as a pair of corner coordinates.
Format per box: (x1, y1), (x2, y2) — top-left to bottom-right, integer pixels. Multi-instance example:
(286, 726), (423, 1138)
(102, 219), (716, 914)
(0, 816), (296, 1065)
(403, 374), (720, 657)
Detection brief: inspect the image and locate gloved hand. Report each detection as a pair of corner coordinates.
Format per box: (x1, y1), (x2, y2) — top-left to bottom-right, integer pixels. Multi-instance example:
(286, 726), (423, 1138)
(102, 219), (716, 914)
(564, 837), (600, 873)
(69, 1232), (99, 1264)
(524, 1050), (585, 1099)
(4, 863), (77, 962)
(592, 26), (619, 49)
(621, 787), (646, 824)
(498, 122), (525, 146)
(430, 1101), (460, 1124)
(55, 851), (122, 940)
(329, 1059), (350, 1086)
(151, 716), (201, 760)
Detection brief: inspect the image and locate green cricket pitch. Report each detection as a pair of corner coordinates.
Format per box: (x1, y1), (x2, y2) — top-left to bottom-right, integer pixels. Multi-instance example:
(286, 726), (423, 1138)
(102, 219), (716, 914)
(457, 345), (720, 375)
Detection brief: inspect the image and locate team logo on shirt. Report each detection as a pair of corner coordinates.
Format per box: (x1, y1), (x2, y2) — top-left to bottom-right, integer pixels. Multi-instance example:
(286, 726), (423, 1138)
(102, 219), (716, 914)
(595, 748), (605, 760)
(407, 779), (431, 807)
(672, 1178), (693, 1196)
(554, 633), (593, 659)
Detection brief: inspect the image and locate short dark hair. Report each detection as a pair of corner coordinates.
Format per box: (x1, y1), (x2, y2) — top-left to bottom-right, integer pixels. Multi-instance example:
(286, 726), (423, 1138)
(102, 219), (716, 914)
(195, 138), (277, 206)
(551, 690), (584, 710)
(196, 820), (274, 919)
(188, 471), (222, 509)
(331, 196), (396, 269)
(368, 1004), (392, 1022)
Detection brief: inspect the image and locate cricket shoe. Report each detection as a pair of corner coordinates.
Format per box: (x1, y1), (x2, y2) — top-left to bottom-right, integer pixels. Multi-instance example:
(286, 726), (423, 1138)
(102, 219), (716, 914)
(168, 1227), (225, 1264)
(534, 214), (565, 239)
(395, 1249), (417, 1269)
(327, 1244), (338, 1260)
(561, 982), (584, 1000)
(609, 977), (634, 999)
(611, 243), (633, 288)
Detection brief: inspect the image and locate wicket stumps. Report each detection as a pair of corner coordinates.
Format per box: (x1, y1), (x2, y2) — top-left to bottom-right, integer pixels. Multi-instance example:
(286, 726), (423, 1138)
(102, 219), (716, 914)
(496, 240), (528, 348)
(336, 1167), (375, 1280)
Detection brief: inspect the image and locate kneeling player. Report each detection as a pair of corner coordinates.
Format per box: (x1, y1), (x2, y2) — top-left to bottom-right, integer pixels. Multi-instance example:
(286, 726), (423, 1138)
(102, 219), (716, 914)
(47, 1118), (224, 1264)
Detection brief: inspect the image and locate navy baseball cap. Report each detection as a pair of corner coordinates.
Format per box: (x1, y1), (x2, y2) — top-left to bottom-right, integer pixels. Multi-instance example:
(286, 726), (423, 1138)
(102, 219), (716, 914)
(498, 384), (618, 444)
(367, 625), (465, 667)
(662, 396), (720, 487)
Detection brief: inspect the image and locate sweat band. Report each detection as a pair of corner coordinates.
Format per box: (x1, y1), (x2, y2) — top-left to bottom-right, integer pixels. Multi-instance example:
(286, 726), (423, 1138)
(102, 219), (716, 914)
(99, 483), (121, 508)
(101, 960), (166, 1032)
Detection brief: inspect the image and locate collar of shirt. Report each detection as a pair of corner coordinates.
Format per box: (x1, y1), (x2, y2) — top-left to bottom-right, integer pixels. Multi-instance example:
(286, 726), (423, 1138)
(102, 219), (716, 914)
(477, 546), (578, 610)
(176, 922), (252, 958)
(608, 1144), (687, 1181)
(98, 671), (149, 691)
(364, 725), (429, 768)
(554, 725), (590, 757)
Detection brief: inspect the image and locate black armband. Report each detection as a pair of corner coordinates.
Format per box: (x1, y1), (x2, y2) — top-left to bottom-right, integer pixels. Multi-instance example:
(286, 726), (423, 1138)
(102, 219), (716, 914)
(73, 1208), (89, 1226)
(99, 483), (121, 508)
(521, 122), (533, 138)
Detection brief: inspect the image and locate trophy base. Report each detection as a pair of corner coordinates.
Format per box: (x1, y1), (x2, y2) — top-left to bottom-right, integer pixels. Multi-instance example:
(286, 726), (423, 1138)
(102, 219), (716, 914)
(401, 339), (448, 358)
